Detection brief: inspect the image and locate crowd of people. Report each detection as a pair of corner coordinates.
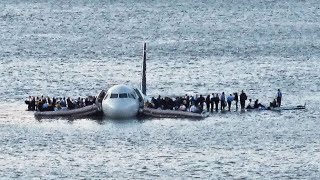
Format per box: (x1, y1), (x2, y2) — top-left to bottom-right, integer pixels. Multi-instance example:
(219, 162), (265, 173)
(25, 96), (96, 112)
(146, 89), (283, 113)
(26, 89), (283, 114)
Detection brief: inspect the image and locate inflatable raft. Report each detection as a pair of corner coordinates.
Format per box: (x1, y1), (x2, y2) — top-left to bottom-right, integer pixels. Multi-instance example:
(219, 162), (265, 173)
(141, 108), (209, 119)
(34, 104), (102, 118)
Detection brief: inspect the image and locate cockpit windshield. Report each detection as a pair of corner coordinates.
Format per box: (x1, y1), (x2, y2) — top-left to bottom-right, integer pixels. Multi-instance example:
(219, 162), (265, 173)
(105, 92), (137, 99)
(110, 94), (118, 98)
(119, 93), (128, 98)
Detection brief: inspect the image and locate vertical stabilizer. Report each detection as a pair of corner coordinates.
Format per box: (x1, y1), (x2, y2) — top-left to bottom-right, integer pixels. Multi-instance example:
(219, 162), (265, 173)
(141, 43), (147, 95)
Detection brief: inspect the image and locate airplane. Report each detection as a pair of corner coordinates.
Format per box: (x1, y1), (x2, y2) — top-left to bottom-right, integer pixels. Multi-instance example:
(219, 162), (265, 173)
(32, 39), (306, 119)
(33, 43), (206, 119)
(97, 43), (147, 119)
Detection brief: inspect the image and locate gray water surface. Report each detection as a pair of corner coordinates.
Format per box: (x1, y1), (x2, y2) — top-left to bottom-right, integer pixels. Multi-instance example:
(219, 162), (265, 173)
(0, 0), (319, 179)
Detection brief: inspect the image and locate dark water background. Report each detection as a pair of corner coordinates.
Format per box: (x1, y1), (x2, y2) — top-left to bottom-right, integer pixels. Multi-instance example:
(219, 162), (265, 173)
(0, 0), (319, 179)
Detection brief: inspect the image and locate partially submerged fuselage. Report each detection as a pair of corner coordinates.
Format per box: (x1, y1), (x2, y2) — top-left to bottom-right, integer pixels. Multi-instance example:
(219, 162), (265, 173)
(101, 84), (143, 119)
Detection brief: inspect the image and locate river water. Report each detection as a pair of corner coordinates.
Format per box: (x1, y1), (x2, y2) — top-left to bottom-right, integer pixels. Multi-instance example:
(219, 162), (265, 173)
(0, 0), (320, 179)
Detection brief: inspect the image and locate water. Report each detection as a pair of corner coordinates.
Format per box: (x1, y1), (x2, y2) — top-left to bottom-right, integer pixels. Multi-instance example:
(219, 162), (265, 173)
(0, 0), (320, 179)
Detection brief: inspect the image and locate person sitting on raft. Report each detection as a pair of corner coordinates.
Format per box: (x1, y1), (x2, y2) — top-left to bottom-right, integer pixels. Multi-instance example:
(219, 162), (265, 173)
(42, 100), (49, 110)
(178, 104), (187, 111)
(178, 99), (188, 111)
(55, 101), (62, 111)
(189, 103), (202, 114)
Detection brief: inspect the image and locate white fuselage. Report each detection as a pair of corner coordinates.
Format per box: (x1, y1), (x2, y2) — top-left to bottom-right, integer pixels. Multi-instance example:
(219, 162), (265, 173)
(101, 85), (141, 119)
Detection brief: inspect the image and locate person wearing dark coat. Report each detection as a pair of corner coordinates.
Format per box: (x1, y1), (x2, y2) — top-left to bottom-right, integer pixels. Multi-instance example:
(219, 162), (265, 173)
(151, 97), (158, 109)
(233, 92), (239, 109)
(67, 97), (74, 110)
(210, 94), (215, 112)
(276, 89), (282, 107)
(205, 95), (211, 112)
(240, 90), (247, 109)
(214, 94), (220, 112)
(198, 95), (205, 111)
(220, 92), (226, 110)
(30, 97), (36, 111)
(186, 95), (190, 109)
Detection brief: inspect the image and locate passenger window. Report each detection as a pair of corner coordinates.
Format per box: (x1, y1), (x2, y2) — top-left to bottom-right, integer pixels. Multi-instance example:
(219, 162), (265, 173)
(119, 93), (128, 98)
(110, 94), (118, 98)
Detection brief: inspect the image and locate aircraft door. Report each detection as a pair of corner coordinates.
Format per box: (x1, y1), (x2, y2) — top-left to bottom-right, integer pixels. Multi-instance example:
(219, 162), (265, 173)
(134, 88), (144, 108)
(96, 90), (107, 111)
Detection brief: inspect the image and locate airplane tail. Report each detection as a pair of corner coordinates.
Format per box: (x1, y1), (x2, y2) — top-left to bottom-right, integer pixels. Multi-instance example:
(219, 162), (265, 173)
(141, 43), (147, 95)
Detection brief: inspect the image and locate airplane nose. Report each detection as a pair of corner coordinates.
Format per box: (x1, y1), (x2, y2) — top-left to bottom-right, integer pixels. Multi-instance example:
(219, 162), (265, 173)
(104, 101), (138, 119)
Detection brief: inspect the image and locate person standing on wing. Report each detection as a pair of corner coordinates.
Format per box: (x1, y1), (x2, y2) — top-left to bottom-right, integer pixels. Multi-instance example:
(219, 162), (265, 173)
(277, 89), (282, 107)
(205, 95), (211, 112)
(220, 92), (226, 110)
(227, 94), (234, 111)
(240, 90), (247, 110)
(210, 94), (215, 112)
(214, 94), (220, 112)
(233, 92), (239, 110)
